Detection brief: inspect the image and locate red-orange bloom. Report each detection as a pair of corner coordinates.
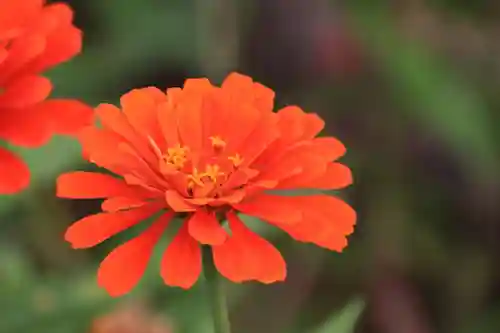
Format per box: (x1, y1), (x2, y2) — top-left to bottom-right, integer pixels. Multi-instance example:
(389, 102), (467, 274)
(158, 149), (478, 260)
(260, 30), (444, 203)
(0, 0), (92, 194)
(57, 72), (356, 296)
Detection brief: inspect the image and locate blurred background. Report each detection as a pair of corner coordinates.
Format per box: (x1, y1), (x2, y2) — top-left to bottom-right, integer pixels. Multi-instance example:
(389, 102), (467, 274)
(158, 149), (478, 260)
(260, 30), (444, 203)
(2, 0), (500, 332)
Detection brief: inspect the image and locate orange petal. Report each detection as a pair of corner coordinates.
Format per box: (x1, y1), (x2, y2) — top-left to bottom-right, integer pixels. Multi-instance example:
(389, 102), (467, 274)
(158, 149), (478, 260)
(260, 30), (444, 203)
(26, 5), (82, 73)
(305, 137), (346, 161)
(57, 171), (135, 199)
(157, 90), (181, 147)
(160, 223), (202, 289)
(212, 211), (286, 283)
(203, 90), (262, 154)
(0, 101), (65, 147)
(237, 112), (279, 167)
(35, 99), (93, 135)
(0, 75), (51, 108)
(221, 72), (275, 112)
(188, 210), (227, 245)
(276, 106), (324, 143)
(277, 162), (352, 190)
(165, 190), (197, 212)
(177, 78), (212, 150)
(95, 103), (156, 164)
(120, 87), (166, 148)
(102, 197), (150, 213)
(97, 213), (172, 297)
(0, 0), (43, 37)
(274, 195), (356, 252)
(232, 193), (302, 224)
(78, 127), (135, 174)
(0, 147), (30, 194)
(256, 146), (325, 184)
(0, 34), (45, 80)
(64, 203), (162, 249)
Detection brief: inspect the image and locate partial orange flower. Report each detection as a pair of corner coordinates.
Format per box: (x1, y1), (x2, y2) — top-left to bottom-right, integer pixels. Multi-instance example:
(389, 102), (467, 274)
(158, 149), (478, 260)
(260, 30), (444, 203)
(57, 72), (356, 296)
(0, 0), (92, 194)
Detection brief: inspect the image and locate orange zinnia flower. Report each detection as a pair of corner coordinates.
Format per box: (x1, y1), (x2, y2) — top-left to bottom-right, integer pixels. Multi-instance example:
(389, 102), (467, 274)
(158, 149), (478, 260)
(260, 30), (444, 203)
(0, 0), (92, 194)
(57, 72), (356, 296)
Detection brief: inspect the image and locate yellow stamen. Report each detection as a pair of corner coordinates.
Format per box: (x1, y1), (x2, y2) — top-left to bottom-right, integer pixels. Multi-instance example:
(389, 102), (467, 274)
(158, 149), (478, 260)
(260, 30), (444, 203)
(204, 164), (225, 182)
(187, 168), (205, 188)
(163, 144), (189, 169)
(209, 136), (226, 152)
(228, 153), (243, 168)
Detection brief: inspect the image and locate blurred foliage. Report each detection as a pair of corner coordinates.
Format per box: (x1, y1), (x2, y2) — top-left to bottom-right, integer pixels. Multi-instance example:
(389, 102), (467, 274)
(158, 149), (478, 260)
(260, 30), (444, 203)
(2, 0), (500, 332)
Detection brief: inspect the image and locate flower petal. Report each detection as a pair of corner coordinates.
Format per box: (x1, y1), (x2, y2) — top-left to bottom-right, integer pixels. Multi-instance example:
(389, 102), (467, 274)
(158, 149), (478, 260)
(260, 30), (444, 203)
(276, 106), (325, 142)
(0, 34), (46, 80)
(232, 193), (302, 224)
(277, 162), (353, 190)
(34, 99), (93, 135)
(101, 197), (149, 213)
(0, 106), (51, 147)
(27, 7), (82, 73)
(97, 213), (172, 297)
(273, 195), (356, 252)
(212, 211), (286, 283)
(0, 75), (51, 108)
(78, 127), (138, 174)
(0, 147), (30, 194)
(64, 203), (162, 249)
(57, 171), (136, 199)
(221, 72), (275, 112)
(177, 78), (212, 151)
(120, 87), (166, 147)
(0, 0), (43, 38)
(95, 103), (156, 164)
(188, 210), (227, 245)
(160, 223), (202, 289)
(165, 190), (197, 212)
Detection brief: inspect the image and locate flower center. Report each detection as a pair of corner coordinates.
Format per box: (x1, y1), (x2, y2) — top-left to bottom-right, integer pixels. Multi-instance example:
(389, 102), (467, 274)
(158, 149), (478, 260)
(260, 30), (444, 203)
(159, 136), (245, 199)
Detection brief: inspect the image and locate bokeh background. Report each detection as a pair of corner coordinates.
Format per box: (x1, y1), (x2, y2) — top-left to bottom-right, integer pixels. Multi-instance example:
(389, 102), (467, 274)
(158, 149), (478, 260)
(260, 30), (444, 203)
(2, 0), (500, 332)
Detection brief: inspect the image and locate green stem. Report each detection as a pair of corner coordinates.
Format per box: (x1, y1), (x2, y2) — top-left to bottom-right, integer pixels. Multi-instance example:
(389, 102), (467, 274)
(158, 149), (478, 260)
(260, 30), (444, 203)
(203, 246), (231, 333)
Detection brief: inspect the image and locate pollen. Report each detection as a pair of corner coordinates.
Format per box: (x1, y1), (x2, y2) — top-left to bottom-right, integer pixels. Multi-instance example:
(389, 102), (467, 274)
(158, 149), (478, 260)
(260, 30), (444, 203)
(204, 164), (225, 182)
(209, 136), (226, 152)
(163, 144), (189, 170)
(228, 153), (243, 168)
(187, 167), (205, 189)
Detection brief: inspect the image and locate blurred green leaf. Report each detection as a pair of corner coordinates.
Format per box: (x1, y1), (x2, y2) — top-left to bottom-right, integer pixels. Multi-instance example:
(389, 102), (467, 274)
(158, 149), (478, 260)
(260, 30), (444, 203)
(347, 1), (498, 178)
(310, 298), (364, 333)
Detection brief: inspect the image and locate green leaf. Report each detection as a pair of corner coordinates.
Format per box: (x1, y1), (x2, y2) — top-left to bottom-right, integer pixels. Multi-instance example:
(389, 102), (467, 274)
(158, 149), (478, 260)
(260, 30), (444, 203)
(311, 298), (364, 333)
(347, 2), (499, 179)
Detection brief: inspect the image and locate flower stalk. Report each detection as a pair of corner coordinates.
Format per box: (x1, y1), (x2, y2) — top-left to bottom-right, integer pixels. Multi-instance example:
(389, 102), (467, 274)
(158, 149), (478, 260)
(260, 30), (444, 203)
(203, 246), (231, 333)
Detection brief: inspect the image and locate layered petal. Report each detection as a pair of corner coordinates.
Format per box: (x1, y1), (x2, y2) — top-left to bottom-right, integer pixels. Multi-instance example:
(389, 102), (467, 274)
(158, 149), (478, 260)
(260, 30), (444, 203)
(233, 193), (303, 224)
(25, 4), (82, 73)
(0, 147), (30, 194)
(0, 35), (46, 82)
(0, 75), (51, 108)
(0, 105), (50, 147)
(33, 99), (93, 135)
(120, 87), (166, 148)
(160, 224), (202, 289)
(57, 171), (138, 199)
(0, 0), (43, 38)
(212, 211), (286, 283)
(277, 162), (353, 190)
(270, 195), (356, 252)
(97, 213), (173, 297)
(221, 72), (275, 112)
(64, 203), (163, 249)
(101, 197), (150, 213)
(188, 209), (227, 245)
(276, 105), (324, 143)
